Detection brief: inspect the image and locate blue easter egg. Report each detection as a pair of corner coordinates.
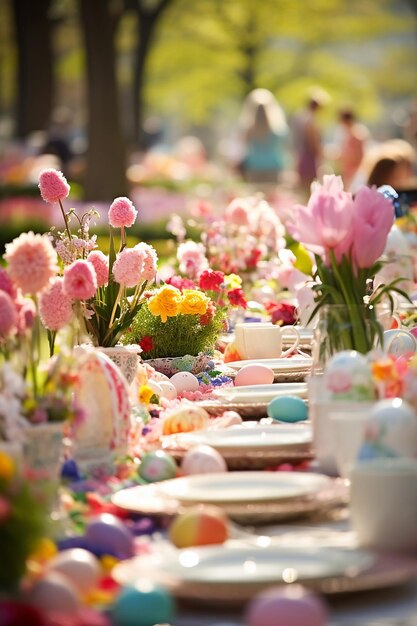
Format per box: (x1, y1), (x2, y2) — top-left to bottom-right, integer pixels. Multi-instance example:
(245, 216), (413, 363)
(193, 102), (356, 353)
(267, 395), (308, 422)
(113, 582), (175, 626)
(85, 514), (134, 559)
(139, 450), (177, 483)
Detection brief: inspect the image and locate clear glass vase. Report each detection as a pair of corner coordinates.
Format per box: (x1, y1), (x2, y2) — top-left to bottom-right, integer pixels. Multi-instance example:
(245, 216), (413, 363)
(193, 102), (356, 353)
(311, 304), (383, 374)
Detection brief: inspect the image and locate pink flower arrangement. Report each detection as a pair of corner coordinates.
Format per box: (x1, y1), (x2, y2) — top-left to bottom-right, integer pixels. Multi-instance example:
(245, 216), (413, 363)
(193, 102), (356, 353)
(4, 232), (58, 295)
(39, 278), (73, 331)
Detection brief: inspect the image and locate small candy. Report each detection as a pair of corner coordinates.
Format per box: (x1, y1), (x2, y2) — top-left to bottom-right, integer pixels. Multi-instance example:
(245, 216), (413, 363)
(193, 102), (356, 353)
(268, 396), (307, 422)
(246, 585), (328, 626)
(85, 514), (135, 559)
(169, 504), (229, 548)
(112, 581), (174, 626)
(139, 450), (177, 483)
(25, 572), (80, 614)
(170, 371), (200, 393)
(47, 548), (101, 594)
(181, 445), (227, 475)
(234, 364), (274, 387)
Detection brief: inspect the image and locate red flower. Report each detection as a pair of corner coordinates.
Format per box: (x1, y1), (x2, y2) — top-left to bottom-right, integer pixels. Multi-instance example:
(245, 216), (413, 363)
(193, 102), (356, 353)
(245, 248), (262, 269)
(166, 275), (196, 291)
(270, 302), (297, 326)
(200, 301), (217, 325)
(227, 288), (247, 309)
(140, 335), (154, 352)
(198, 269), (225, 292)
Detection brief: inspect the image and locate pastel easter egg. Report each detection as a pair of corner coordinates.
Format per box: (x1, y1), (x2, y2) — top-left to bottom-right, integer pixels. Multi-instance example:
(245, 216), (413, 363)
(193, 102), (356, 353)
(162, 406), (210, 435)
(113, 581), (174, 626)
(268, 396), (307, 422)
(246, 585), (328, 626)
(158, 380), (178, 400)
(169, 504), (229, 548)
(150, 371), (170, 383)
(139, 450), (177, 483)
(46, 548), (101, 594)
(324, 350), (374, 401)
(85, 514), (134, 559)
(181, 445), (228, 475)
(170, 371), (200, 394)
(234, 364), (274, 387)
(26, 572), (80, 614)
(146, 379), (163, 398)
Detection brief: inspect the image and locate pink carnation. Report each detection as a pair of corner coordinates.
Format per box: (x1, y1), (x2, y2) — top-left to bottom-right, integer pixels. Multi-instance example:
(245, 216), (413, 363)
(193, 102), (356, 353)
(108, 197), (137, 228)
(38, 168), (70, 204)
(4, 231), (58, 295)
(0, 267), (17, 299)
(0, 291), (18, 337)
(39, 277), (73, 330)
(63, 260), (97, 300)
(87, 250), (109, 287)
(135, 242), (158, 282)
(112, 247), (146, 288)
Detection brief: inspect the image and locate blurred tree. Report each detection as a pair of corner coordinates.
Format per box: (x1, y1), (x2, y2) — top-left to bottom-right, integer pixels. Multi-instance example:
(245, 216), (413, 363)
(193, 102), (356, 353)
(78, 0), (127, 200)
(145, 0), (417, 125)
(12, 0), (54, 138)
(126, 0), (173, 148)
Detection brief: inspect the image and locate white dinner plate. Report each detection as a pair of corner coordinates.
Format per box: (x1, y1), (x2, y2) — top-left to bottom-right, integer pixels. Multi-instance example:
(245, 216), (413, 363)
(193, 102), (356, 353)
(225, 357), (313, 373)
(173, 423), (312, 451)
(113, 542), (373, 587)
(156, 471), (331, 505)
(213, 382), (307, 403)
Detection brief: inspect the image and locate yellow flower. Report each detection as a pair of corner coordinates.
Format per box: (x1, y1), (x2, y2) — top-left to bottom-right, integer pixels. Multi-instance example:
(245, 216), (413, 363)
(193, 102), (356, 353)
(139, 384), (156, 405)
(0, 451), (14, 482)
(148, 285), (182, 322)
(224, 273), (242, 289)
(180, 290), (210, 316)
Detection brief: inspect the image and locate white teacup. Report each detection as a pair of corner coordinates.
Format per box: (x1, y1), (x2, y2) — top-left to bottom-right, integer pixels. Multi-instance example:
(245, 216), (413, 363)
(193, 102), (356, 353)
(383, 328), (417, 357)
(350, 458), (417, 551)
(329, 406), (372, 479)
(234, 323), (300, 360)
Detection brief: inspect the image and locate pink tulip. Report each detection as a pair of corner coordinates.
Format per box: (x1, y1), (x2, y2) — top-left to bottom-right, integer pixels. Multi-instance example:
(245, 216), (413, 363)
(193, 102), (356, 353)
(351, 186), (394, 269)
(287, 182), (354, 262)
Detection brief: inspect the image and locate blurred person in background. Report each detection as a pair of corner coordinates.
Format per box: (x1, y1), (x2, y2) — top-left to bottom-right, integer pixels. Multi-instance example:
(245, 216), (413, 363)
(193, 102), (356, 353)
(239, 88), (289, 185)
(292, 88), (329, 195)
(335, 108), (370, 189)
(355, 139), (416, 191)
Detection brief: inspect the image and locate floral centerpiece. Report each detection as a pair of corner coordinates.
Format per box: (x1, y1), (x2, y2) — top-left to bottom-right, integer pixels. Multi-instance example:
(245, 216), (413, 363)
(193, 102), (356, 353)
(37, 168), (158, 348)
(123, 270), (247, 369)
(287, 176), (410, 360)
(0, 450), (46, 593)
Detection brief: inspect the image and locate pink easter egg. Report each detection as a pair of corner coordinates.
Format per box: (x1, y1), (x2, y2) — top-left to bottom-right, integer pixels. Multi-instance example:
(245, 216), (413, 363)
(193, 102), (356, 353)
(26, 572), (80, 614)
(234, 364), (274, 387)
(47, 548), (101, 594)
(158, 380), (178, 400)
(170, 372), (200, 393)
(181, 445), (228, 475)
(246, 585), (328, 626)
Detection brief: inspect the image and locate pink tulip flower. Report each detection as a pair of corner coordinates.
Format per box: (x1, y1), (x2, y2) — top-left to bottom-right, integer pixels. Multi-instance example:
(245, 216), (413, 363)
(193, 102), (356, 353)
(351, 186), (394, 269)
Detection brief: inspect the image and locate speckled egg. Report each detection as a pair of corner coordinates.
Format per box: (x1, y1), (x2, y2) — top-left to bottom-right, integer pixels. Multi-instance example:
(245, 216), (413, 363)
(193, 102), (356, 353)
(181, 445), (228, 475)
(234, 364), (274, 387)
(158, 380), (178, 400)
(170, 371), (200, 393)
(46, 548), (101, 593)
(150, 371), (170, 383)
(246, 585), (328, 626)
(85, 514), (135, 559)
(162, 405), (209, 435)
(267, 395), (307, 422)
(145, 379), (163, 398)
(139, 450), (178, 483)
(113, 581), (174, 626)
(25, 572), (80, 614)
(324, 350), (375, 401)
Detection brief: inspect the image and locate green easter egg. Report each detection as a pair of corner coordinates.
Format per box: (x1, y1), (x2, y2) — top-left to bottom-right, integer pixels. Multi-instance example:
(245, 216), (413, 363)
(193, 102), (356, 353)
(267, 395), (308, 423)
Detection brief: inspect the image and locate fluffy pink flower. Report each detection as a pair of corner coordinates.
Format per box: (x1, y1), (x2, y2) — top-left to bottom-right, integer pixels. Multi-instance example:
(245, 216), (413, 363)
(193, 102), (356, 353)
(177, 241), (208, 279)
(39, 277), (73, 330)
(87, 250), (109, 288)
(108, 197), (137, 228)
(4, 232), (58, 295)
(225, 199), (250, 226)
(287, 177), (354, 263)
(112, 247), (146, 288)
(38, 168), (70, 203)
(0, 291), (18, 337)
(63, 260), (97, 300)
(351, 186), (394, 269)
(0, 267), (17, 299)
(134, 242), (158, 282)
(15, 294), (36, 334)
